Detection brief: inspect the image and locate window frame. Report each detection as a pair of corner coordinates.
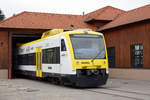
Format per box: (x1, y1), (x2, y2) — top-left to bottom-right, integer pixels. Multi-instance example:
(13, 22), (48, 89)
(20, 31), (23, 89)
(107, 47), (115, 68)
(61, 39), (67, 51)
(130, 44), (143, 68)
(17, 53), (36, 65)
(69, 34), (106, 59)
(42, 47), (60, 64)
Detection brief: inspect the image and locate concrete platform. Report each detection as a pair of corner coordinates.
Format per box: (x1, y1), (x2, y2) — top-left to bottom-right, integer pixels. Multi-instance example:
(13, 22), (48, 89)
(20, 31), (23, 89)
(0, 78), (150, 100)
(109, 68), (150, 80)
(0, 69), (8, 79)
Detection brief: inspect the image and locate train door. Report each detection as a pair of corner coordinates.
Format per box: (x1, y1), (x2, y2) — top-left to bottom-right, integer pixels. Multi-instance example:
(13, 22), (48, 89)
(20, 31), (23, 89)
(60, 39), (68, 74)
(36, 47), (42, 77)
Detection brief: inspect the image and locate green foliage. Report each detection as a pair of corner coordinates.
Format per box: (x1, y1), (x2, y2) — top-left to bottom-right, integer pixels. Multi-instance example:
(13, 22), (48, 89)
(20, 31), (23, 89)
(0, 9), (5, 21)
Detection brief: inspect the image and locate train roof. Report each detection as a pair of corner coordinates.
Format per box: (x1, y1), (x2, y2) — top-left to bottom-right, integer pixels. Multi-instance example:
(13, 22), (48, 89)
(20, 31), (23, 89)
(18, 29), (103, 47)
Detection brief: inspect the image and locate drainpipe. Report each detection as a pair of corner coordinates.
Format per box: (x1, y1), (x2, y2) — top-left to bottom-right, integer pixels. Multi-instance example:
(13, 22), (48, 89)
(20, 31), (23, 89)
(8, 32), (12, 79)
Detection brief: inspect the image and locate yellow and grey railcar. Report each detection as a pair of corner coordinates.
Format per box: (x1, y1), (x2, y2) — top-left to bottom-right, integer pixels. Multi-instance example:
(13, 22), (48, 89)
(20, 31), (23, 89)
(16, 29), (109, 87)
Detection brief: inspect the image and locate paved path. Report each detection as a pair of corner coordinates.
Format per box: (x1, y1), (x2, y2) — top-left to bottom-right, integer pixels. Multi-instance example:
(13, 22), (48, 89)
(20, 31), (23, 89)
(0, 78), (150, 100)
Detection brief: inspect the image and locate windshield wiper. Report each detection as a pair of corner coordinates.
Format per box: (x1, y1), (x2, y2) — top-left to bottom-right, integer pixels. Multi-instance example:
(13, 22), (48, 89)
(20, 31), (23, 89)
(91, 51), (103, 63)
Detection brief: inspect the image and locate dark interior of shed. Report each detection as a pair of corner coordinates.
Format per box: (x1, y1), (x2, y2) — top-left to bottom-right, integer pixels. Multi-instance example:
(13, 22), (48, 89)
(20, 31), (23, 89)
(12, 34), (41, 78)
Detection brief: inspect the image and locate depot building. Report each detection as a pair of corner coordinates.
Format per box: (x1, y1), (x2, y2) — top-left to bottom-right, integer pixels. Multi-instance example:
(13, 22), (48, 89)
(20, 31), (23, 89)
(0, 4), (150, 80)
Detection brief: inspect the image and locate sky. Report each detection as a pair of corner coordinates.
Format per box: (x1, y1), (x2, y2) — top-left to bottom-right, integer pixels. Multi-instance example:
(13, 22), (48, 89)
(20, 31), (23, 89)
(1, 0), (150, 18)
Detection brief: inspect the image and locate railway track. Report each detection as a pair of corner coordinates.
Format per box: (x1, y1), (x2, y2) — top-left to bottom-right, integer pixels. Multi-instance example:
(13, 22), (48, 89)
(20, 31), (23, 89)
(104, 88), (150, 96)
(84, 87), (150, 100)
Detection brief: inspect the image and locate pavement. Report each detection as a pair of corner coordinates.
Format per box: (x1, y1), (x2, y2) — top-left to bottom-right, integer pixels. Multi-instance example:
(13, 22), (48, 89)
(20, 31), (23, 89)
(0, 78), (150, 100)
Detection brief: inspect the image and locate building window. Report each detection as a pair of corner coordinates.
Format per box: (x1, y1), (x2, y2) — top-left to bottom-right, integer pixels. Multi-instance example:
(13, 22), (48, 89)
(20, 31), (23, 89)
(130, 44), (143, 68)
(107, 47), (115, 68)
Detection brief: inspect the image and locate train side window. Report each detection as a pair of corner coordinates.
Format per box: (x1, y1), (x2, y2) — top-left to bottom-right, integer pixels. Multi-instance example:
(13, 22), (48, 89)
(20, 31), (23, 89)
(17, 53), (36, 65)
(42, 47), (60, 64)
(61, 39), (66, 51)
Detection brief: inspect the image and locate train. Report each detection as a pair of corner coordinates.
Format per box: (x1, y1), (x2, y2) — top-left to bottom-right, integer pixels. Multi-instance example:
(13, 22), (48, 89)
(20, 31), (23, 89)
(16, 29), (109, 87)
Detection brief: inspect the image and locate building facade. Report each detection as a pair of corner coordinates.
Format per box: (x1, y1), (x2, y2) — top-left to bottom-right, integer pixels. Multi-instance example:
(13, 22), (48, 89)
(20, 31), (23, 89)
(98, 4), (150, 80)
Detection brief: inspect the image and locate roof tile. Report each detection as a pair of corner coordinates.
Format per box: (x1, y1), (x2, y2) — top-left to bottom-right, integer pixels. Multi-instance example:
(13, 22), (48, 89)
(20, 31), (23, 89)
(99, 4), (150, 31)
(85, 6), (125, 22)
(0, 11), (94, 30)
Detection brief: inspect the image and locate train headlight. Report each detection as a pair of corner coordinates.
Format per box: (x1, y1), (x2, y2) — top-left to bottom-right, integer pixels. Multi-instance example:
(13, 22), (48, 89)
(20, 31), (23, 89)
(76, 61), (79, 65)
(104, 61), (106, 65)
(106, 68), (109, 74)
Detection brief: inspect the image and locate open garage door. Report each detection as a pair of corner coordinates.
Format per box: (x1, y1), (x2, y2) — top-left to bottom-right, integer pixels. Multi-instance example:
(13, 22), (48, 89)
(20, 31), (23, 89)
(11, 34), (41, 78)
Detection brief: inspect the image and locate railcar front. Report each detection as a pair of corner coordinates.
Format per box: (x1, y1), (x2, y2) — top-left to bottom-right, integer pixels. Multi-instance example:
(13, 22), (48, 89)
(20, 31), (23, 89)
(63, 31), (109, 87)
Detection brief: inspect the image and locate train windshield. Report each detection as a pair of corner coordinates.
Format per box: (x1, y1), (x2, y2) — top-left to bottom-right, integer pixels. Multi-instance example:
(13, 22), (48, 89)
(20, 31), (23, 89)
(70, 34), (106, 59)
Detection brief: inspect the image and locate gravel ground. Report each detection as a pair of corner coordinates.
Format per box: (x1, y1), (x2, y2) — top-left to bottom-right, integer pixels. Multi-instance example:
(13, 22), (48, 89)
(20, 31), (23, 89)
(0, 78), (150, 100)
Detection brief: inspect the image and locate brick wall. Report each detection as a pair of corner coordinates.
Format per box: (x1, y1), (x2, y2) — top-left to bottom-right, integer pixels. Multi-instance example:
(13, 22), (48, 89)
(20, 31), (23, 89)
(109, 68), (150, 80)
(0, 31), (9, 69)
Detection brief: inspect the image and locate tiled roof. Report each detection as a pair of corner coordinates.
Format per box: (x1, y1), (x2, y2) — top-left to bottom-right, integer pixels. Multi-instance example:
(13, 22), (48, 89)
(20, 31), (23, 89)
(99, 4), (150, 31)
(85, 6), (125, 22)
(0, 11), (94, 30)
(1, 4), (149, 32)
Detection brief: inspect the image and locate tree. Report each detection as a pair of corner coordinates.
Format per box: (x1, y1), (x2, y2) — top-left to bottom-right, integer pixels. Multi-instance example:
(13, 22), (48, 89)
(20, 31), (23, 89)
(0, 9), (5, 21)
